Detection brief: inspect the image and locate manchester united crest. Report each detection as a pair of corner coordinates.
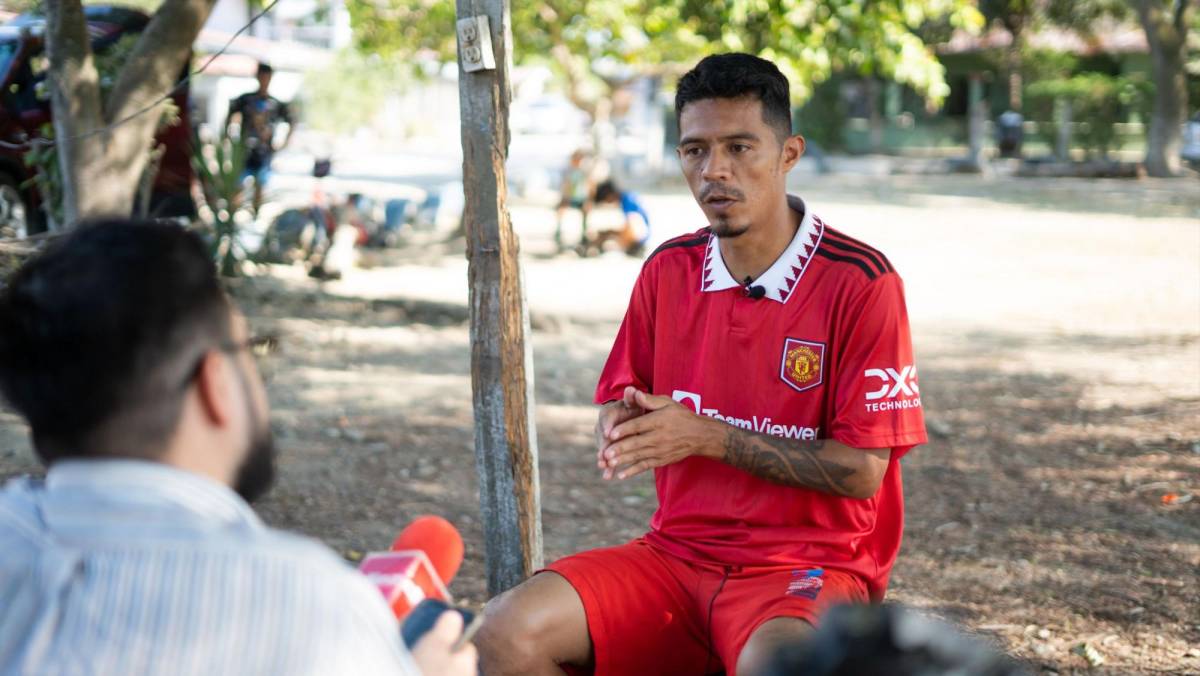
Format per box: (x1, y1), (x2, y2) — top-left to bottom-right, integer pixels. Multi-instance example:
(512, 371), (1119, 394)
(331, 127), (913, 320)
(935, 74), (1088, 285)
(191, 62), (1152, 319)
(780, 338), (825, 393)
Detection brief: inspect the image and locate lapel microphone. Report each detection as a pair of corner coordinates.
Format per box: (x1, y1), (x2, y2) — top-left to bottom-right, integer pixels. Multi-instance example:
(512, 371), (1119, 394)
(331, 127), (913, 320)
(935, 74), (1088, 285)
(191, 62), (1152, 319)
(743, 276), (767, 300)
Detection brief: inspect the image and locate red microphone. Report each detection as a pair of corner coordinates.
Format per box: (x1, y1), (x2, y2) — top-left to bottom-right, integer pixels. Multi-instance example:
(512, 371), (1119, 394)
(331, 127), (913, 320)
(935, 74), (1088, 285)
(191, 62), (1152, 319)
(359, 515), (464, 620)
(392, 515), (464, 583)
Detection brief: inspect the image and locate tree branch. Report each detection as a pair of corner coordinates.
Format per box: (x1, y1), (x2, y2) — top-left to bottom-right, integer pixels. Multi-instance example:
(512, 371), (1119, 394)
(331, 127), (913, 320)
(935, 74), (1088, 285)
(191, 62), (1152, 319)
(1172, 0), (1189, 33)
(45, 0), (102, 123)
(1134, 0), (1159, 49)
(96, 0), (217, 209)
(44, 0), (104, 224)
(548, 34), (598, 118)
(104, 0), (217, 135)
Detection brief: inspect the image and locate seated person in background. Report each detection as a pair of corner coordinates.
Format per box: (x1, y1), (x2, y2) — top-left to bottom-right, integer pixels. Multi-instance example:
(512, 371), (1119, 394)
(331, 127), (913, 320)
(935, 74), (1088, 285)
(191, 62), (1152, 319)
(0, 221), (476, 676)
(588, 180), (652, 257)
(554, 149), (597, 251)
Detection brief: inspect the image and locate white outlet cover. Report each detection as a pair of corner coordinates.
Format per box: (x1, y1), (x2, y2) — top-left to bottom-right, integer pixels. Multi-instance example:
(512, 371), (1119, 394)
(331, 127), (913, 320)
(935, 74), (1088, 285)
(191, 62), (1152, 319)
(457, 15), (496, 73)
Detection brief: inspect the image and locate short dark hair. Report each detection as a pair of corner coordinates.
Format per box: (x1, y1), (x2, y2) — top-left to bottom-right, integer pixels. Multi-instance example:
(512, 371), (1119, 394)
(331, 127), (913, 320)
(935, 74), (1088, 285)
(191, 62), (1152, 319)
(0, 220), (232, 464)
(675, 53), (793, 141)
(257, 62), (273, 77)
(594, 180), (620, 203)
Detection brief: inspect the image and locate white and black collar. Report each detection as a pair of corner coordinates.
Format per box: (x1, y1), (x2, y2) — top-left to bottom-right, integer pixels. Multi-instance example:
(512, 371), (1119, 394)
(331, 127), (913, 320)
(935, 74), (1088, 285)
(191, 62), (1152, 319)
(700, 195), (824, 304)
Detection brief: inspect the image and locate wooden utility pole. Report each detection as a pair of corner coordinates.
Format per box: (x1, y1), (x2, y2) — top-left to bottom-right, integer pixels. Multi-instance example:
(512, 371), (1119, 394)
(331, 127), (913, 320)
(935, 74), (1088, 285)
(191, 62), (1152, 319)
(454, 0), (543, 596)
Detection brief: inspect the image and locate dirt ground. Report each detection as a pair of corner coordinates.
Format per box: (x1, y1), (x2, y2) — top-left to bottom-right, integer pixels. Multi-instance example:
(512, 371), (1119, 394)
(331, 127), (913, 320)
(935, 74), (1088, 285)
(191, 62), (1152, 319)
(1, 174), (1197, 673)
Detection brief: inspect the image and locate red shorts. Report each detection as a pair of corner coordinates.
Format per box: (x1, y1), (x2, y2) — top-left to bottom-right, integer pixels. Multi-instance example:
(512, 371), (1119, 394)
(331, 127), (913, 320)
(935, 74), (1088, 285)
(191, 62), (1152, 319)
(543, 538), (866, 676)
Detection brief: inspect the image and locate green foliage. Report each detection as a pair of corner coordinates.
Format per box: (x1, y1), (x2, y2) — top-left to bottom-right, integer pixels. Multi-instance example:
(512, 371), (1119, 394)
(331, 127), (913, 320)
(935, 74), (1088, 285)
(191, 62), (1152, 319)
(96, 34), (139, 101)
(934, 0), (1157, 158)
(1026, 73), (1152, 157)
(301, 50), (412, 135)
(346, 0), (984, 107)
(4, 0), (40, 12)
(349, 0), (459, 69)
(190, 128), (249, 277)
(795, 76), (847, 150)
(677, 0), (984, 103)
(978, 0), (1037, 34)
(8, 1), (171, 14)
(1019, 48), (1078, 83)
(21, 124), (63, 230)
(979, 0), (1129, 38)
(1043, 0), (1130, 35)
(84, 0), (166, 10)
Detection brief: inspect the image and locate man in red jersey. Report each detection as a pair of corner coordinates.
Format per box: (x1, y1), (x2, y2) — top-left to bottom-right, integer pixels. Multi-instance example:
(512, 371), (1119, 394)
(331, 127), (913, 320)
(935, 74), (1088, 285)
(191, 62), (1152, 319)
(477, 53), (926, 676)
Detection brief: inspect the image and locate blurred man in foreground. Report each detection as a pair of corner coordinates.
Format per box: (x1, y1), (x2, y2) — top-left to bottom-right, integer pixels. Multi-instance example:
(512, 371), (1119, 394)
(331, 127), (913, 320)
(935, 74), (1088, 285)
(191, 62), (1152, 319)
(0, 221), (475, 675)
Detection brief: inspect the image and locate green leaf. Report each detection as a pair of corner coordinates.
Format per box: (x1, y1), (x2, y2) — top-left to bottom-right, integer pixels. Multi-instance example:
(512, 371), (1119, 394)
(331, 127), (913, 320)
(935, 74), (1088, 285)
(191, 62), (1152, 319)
(344, 0), (984, 106)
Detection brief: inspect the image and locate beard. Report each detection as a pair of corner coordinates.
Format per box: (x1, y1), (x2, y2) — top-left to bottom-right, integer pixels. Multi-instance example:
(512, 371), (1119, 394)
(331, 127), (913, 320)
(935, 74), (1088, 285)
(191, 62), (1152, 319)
(233, 424), (275, 503)
(710, 216), (750, 238)
(699, 183), (749, 238)
(229, 356), (276, 503)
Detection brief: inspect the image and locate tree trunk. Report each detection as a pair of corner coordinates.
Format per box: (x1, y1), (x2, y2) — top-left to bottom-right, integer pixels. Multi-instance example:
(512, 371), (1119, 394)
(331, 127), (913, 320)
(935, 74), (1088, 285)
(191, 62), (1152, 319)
(45, 0), (217, 226)
(866, 77), (884, 153)
(1002, 13), (1027, 112)
(44, 0), (107, 226)
(102, 0), (218, 208)
(1055, 97), (1073, 161)
(1006, 38), (1022, 112)
(1136, 0), (1191, 178)
(965, 73), (986, 170)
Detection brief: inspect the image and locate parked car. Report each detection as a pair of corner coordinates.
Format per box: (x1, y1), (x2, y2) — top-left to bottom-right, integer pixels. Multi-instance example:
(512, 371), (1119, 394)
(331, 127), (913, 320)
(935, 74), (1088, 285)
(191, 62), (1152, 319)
(0, 5), (195, 238)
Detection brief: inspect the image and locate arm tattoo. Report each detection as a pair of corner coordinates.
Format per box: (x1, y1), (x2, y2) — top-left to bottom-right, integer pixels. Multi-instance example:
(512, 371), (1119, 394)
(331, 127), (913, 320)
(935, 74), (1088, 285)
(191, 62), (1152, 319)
(721, 427), (856, 496)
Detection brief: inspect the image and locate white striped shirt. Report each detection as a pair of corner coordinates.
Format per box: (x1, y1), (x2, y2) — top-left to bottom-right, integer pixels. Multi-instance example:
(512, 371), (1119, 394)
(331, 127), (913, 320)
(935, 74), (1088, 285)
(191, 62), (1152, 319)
(0, 459), (421, 676)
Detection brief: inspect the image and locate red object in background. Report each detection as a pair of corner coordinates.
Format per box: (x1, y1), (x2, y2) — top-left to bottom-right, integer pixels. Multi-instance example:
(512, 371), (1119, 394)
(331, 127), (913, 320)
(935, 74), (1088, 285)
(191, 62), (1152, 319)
(392, 515), (464, 583)
(359, 515), (464, 620)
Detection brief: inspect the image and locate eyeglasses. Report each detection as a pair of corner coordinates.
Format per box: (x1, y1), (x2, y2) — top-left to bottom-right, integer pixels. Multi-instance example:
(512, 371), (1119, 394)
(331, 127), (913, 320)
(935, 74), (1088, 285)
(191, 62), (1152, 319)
(223, 334), (280, 358)
(221, 334), (281, 384)
(182, 334), (282, 389)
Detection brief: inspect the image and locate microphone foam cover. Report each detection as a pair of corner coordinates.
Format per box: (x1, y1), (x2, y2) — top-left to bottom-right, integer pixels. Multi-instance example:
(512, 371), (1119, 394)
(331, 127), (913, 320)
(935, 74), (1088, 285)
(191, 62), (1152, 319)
(392, 515), (464, 584)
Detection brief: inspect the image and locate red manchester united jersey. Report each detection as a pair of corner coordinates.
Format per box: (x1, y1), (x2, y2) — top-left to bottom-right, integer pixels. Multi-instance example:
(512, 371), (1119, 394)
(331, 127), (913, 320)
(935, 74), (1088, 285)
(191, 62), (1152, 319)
(595, 196), (926, 600)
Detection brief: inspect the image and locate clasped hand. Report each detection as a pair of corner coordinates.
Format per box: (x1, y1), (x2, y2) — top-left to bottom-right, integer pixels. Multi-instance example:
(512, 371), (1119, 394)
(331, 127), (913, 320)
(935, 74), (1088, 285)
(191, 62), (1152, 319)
(594, 386), (718, 480)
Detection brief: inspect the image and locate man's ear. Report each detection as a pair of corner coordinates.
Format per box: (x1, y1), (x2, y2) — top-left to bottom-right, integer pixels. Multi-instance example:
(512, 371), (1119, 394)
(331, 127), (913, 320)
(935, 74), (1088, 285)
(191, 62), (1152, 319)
(780, 133), (806, 172)
(194, 350), (234, 428)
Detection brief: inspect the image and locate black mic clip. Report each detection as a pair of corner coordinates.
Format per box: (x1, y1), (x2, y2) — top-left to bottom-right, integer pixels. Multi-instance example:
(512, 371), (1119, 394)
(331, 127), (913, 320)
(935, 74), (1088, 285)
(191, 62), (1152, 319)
(742, 277), (766, 300)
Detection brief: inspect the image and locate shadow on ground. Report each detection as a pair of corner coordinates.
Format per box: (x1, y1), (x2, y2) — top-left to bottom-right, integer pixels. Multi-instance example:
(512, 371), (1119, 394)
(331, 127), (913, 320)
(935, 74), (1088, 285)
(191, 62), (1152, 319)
(1, 276), (1195, 674)
(233, 277), (1199, 673)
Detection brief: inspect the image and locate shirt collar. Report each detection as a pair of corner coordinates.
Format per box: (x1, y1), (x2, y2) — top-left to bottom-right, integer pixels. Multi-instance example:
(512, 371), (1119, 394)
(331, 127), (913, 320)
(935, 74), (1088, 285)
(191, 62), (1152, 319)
(701, 194), (824, 304)
(44, 459), (264, 532)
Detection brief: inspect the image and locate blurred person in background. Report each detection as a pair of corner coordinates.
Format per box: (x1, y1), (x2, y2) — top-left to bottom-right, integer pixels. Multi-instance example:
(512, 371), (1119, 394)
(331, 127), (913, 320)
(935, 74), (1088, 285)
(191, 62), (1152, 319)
(225, 62), (295, 216)
(554, 149), (598, 252)
(587, 180), (652, 257)
(0, 221), (475, 676)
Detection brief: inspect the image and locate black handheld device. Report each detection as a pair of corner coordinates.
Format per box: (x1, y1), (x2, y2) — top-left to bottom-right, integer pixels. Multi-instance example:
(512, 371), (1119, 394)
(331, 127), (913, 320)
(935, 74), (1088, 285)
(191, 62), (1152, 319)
(400, 598), (479, 649)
